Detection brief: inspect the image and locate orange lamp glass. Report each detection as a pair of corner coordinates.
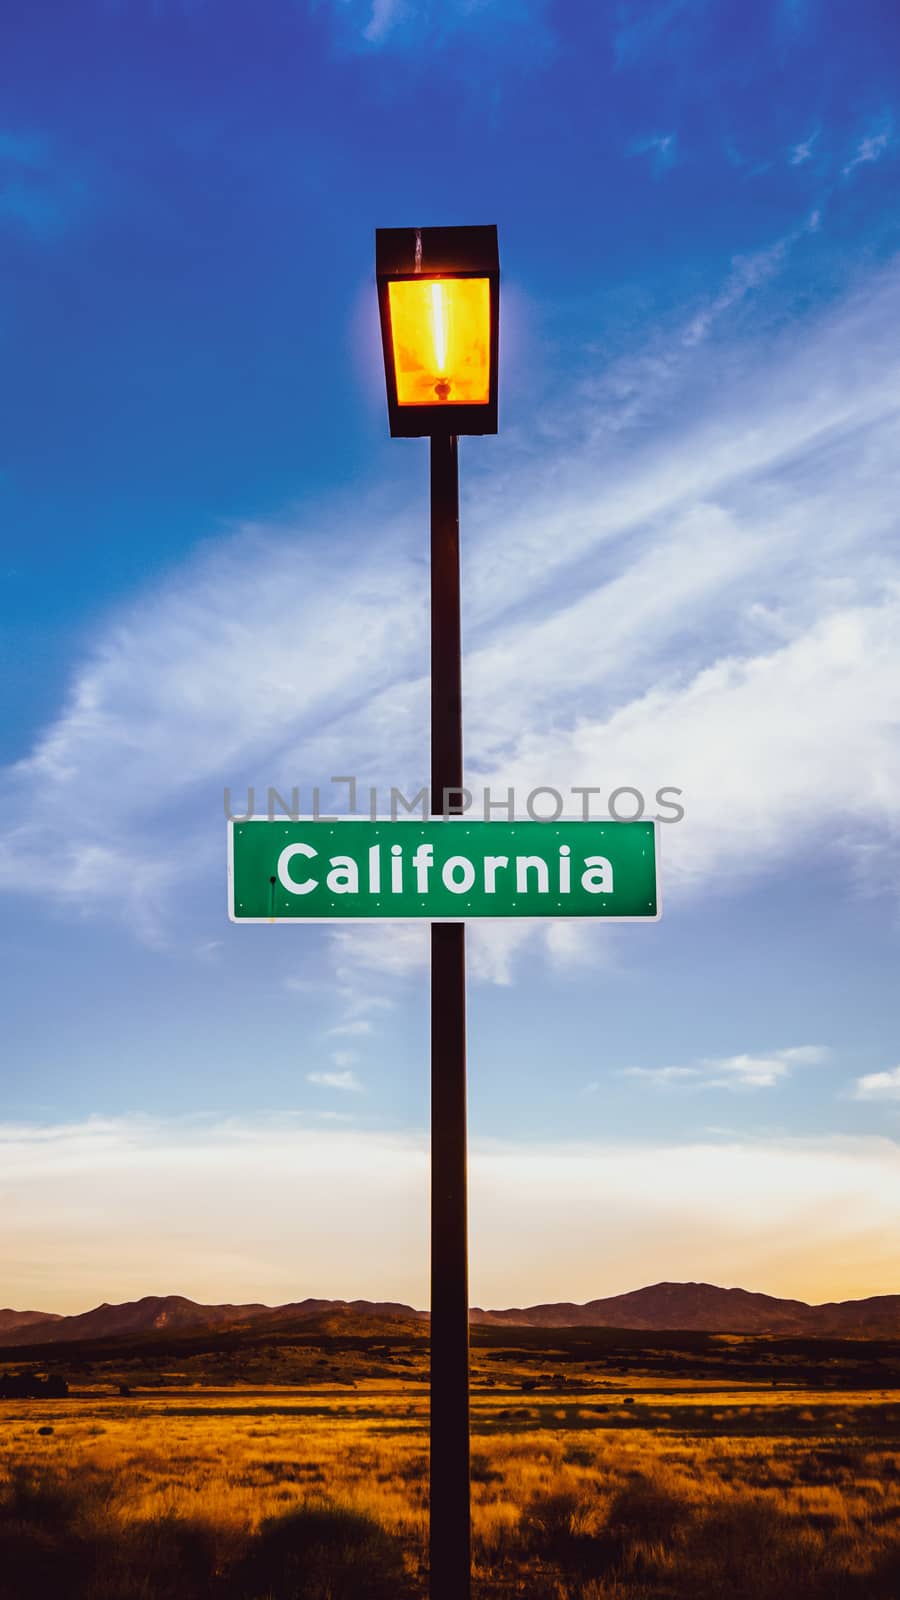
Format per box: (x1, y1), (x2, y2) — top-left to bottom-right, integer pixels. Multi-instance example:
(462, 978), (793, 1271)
(376, 225), (498, 435)
(387, 277), (491, 407)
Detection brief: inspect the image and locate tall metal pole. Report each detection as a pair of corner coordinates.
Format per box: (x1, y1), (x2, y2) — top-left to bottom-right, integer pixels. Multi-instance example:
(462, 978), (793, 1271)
(429, 431), (471, 1600)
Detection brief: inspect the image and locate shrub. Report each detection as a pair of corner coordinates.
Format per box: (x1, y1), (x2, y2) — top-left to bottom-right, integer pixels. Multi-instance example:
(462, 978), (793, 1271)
(225, 1502), (410, 1600)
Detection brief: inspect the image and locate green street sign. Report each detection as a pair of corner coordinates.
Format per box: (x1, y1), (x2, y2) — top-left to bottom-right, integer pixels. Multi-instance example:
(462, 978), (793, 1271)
(228, 818), (659, 922)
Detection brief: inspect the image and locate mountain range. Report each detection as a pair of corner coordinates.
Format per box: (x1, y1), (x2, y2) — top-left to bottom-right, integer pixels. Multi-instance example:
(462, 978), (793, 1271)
(3, 1282), (900, 1347)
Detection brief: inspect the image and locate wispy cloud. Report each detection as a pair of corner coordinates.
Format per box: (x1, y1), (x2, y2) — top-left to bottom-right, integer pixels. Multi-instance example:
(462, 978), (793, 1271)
(284, 976), (323, 996)
(615, 1066), (698, 1088)
(843, 120), (894, 176)
(614, 0), (697, 68)
(2, 1115), (897, 1310)
(680, 210), (818, 346)
(789, 129), (818, 165)
(331, 925), (429, 980)
(854, 1066), (900, 1101)
(307, 1068), (363, 1092)
(321, 0), (553, 61)
(705, 1046), (831, 1088)
(627, 132), (677, 171)
(331, 917), (605, 988)
(622, 1045), (831, 1090)
(361, 0), (405, 43)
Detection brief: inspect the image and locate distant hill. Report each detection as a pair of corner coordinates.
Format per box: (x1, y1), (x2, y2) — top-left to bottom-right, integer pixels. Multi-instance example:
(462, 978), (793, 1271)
(0, 1294), (424, 1348)
(469, 1282), (900, 1337)
(0, 1296), (270, 1347)
(3, 1282), (900, 1348)
(252, 1300), (428, 1335)
(0, 1309), (61, 1335)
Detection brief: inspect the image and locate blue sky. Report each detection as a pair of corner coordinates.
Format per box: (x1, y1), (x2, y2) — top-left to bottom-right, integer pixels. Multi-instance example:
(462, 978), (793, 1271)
(3, 0), (900, 1313)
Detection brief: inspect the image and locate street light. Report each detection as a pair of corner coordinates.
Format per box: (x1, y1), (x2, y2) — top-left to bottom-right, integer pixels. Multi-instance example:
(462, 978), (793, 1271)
(376, 225), (499, 436)
(376, 223), (499, 1600)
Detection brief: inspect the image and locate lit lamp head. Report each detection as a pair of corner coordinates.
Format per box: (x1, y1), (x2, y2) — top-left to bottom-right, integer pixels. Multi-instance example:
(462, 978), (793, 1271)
(376, 224), (499, 438)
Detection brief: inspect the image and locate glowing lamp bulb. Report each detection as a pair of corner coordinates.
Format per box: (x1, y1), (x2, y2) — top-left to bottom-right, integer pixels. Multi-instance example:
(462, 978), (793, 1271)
(430, 282), (449, 375)
(387, 276), (491, 408)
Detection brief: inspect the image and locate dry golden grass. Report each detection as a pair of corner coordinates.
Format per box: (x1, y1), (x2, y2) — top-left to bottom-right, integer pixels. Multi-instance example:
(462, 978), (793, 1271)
(2, 1381), (900, 1597)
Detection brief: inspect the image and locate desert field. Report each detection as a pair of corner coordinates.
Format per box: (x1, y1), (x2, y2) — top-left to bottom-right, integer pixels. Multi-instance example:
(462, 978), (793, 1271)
(3, 1350), (900, 1600)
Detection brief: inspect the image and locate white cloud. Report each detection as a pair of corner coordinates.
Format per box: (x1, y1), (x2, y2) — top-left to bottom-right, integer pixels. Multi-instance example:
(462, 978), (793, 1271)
(327, 918), (609, 988)
(2, 1115), (898, 1311)
(542, 919), (615, 971)
(194, 939), (223, 961)
(331, 924), (429, 979)
(0, 525), (426, 937)
(330, 919), (544, 988)
(328, 1019), (373, 1037)
(466, 921), (536, 985)
(704, 1045), (830, 1088)
(622, 1066), (700, 1086)
(614, 0), (695, 68)
(362, 0), (406, 42)
(789, 130), (818, 165)
(627, 132), (677, 169)
(679, 211), (817, 346)
(854, 1066), (900, 1101)
(483, 596), (900, 898)
(335, 987), (394, 1015)
(323, 0), (553, 58)
(623, 1044), (831, 1090)
(307, 1069), (363, 1092)
(843, 123), (893, 176)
